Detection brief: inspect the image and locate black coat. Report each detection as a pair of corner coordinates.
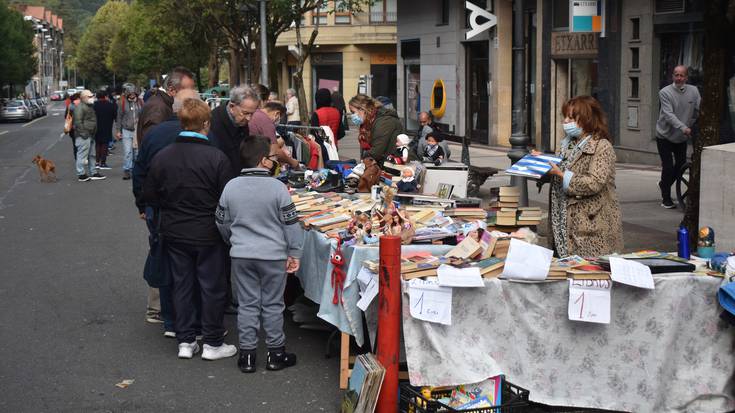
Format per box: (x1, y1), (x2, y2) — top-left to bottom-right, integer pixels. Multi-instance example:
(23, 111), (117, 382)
(142, 134), (234, 245)
(208, 105), (249, 175)
(132, 116), (182, 213)
(93, 99), (117, 143)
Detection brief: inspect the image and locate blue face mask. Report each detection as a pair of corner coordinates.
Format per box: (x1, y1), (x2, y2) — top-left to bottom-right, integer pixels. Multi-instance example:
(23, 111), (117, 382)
(563, 121), (583, 138)
(350, 112), (363, 126)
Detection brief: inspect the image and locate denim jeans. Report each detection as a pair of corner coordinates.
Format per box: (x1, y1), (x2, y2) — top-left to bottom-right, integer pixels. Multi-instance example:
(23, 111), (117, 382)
(75, 137), (96, 176)
(122, 129), (135, 172)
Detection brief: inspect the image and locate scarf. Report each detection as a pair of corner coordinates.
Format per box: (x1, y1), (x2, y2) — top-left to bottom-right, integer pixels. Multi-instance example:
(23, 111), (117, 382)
(550, 135), (590, 257)
(425, 144), (439, 158)
(357, 108), (378, 150)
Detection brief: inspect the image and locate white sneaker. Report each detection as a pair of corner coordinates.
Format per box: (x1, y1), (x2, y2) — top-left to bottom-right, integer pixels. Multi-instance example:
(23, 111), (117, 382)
(163, 331), (176, 338)
(201, 343), (237, 360)
(178, 342), (200, 359)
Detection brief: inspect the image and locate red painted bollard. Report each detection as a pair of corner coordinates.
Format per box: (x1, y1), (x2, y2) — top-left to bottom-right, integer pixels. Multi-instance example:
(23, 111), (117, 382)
(376, 235), (401, 413)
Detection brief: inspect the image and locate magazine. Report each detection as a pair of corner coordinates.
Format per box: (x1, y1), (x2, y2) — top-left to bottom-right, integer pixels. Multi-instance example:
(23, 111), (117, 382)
(505, 153), (562, 179)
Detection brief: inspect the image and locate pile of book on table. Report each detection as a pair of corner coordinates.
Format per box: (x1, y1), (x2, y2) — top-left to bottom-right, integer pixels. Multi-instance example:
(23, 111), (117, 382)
(487, 186), (544, 229)
(342, 353), (385, 413)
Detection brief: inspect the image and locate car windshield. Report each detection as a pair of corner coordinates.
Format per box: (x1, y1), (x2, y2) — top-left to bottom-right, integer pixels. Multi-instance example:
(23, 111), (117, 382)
(8, 101), (23, 107)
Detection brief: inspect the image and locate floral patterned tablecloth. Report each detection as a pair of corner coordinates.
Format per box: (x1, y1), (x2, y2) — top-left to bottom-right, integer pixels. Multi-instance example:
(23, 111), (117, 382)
(402, 275), (735, 412)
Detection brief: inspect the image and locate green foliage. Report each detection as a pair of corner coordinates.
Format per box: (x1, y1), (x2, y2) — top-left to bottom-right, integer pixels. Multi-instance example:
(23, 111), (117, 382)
(75, 0), (128, 86)
(0, 1), (38, 87)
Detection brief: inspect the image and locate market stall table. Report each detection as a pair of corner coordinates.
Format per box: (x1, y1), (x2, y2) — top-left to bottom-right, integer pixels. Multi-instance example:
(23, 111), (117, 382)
(402, 274), (735, 412)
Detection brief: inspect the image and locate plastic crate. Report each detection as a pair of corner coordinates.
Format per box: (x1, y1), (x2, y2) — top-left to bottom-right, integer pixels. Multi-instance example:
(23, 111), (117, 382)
(399, 380), (531, 413)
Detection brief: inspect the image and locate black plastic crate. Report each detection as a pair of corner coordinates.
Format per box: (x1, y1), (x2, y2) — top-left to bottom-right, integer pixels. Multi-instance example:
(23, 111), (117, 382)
(399, 379), (531, 413)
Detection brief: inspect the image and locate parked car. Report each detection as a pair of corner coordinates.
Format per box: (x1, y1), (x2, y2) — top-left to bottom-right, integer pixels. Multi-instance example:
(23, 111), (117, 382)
(66, 88), (77, 96)
(26, 100), (41, 118)
(0, 100), (33, 122)
(76, 85), (85, 91)
(50, 91), (66, 101)
(34, 98), (47, 115)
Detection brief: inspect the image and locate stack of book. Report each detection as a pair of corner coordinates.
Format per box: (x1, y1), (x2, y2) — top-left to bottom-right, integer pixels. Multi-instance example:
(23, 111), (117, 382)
(492, 238), (511, 258)
(495, 208), (517, 226)
(444, 207), (487, 221)
(517, 207), (542, 226)
(344, 353), (386, 413)
(497, 186), (520, 208)
(567, 265), (610, 280)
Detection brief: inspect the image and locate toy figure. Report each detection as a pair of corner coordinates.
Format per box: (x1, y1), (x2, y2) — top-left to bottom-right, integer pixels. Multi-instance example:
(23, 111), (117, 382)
(392, 133), (413, 165)
(395, 166), (418, 193)
(422, 132), (445, 166)
(330, 241), (346, 304)
(363, 221), (379, 244)
(697, 226), (716, 258)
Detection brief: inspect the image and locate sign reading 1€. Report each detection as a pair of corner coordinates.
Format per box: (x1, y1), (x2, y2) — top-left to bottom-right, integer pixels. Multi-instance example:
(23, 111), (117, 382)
(465, 1), (497, 40)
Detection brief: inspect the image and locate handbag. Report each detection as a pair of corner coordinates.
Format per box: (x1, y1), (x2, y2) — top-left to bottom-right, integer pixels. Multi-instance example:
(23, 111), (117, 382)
(63, 112), (73, 134)
(143, 207), (171, 288)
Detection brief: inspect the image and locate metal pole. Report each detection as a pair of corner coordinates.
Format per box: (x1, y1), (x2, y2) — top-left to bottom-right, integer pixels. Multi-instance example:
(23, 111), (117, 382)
(507, 0), (529, 207)
(259, 0), (269, 87)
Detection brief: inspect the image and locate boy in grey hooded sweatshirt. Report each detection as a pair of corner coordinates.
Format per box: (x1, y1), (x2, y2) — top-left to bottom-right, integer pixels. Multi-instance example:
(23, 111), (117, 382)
(216, 135), (304, 373)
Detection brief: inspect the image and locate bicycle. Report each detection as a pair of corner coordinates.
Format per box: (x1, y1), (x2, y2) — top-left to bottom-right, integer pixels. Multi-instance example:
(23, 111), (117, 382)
(675, 160), (690, 208)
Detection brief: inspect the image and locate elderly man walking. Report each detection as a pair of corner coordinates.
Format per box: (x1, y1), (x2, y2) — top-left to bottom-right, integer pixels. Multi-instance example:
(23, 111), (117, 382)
(74, 90), (106, 182)
(655, 65), (701, 209)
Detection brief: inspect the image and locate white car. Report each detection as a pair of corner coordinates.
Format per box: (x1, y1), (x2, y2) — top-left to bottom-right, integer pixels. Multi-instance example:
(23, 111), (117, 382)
(67, 88), (77, 95)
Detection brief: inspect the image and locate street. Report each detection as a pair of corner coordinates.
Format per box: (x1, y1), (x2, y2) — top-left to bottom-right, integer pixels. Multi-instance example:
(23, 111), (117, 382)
(0, 102), (340, 412)
(0, 103), (685, 412)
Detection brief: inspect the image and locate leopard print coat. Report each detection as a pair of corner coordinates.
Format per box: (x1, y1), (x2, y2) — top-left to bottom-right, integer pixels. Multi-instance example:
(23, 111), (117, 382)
(549, 137), (624, 257)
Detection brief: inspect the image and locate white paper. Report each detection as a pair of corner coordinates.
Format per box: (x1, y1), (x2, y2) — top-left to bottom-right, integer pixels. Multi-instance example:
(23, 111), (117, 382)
(356, 269), (379, 312)
(501, 238), (553, 280)
(609, 257), (655, 290)
(568, 279), (612, 324)
(356, 267), (375, 290)
(408, 279), (452, 325)
(437, 264), (484, 287)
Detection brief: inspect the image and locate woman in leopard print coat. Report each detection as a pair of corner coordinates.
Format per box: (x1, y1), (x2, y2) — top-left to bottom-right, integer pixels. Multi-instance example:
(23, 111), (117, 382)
(546, 96), (623, 257)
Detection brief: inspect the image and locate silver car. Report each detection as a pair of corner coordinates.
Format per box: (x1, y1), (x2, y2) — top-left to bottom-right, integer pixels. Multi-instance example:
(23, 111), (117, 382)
(34, 98), (47, 116)
(0, 100), (34, 122)
(27, 100), (41, 118)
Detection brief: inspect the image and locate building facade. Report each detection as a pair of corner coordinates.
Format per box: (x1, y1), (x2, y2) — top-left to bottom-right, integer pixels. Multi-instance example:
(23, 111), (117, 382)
(274, 0), (397, 112)
(15, 5), (64, 97)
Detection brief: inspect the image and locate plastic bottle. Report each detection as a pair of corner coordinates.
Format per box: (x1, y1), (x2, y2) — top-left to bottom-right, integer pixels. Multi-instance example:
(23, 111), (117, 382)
(678, 226), (690, 259)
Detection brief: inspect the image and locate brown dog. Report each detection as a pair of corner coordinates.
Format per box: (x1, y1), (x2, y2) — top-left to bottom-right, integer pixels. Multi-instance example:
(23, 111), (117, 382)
(32, 155), (57, 182)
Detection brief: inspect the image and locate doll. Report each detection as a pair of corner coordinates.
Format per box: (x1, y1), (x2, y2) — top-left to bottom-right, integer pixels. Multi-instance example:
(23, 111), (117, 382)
(395, 166), (418, 193)
(393, 133), (412, 165)
(422, 132), (445, 166)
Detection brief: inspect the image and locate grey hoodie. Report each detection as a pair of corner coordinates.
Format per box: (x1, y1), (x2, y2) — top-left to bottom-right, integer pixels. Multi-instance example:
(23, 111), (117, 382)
(656, 83), (701, 143)
(216, 168), (304, 260)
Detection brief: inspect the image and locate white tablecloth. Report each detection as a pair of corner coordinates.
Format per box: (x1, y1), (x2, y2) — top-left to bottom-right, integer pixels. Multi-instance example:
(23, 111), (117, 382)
(402, 274), (735, 412)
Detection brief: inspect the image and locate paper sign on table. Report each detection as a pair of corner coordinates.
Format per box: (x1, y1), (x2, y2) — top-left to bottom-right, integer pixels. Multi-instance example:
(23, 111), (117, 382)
(437, 264), (484, 287)
(356, 269), (379, 311)
(408, 279), (452, 325)
(608, 257), (655, 289)
(568, 279), (612, 324)
(501, 238), (553, 280)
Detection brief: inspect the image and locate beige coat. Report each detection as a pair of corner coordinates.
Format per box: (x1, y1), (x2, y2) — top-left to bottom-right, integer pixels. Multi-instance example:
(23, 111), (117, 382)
(552, 137), (624, 257)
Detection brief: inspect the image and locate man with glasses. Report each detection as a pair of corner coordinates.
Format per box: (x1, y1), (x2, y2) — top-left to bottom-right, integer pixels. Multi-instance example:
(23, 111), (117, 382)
(209, 85), (260, 176)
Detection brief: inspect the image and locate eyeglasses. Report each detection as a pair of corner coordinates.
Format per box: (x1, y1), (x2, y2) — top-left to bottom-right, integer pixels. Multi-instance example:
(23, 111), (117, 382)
(266, 154), (278, 161)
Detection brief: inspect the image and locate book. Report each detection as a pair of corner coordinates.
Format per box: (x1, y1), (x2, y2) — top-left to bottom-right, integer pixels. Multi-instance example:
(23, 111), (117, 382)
(444, 236), (482, 259)
(567, 269), (611, 280)
(349, 353), (386, 413)
(499, 186), (520, 196)
(505, 153), (563, 179)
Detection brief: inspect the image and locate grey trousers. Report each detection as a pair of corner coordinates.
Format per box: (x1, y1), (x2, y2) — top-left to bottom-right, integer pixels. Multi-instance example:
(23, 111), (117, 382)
(232, 258), (287, 351)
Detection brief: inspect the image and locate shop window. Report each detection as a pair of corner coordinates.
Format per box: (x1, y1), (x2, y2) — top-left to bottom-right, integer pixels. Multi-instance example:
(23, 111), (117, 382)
(630, 77), (639, 99)
(631, 48), (639, 70)
(552, 0), (569, 30)
(631, 18), (640, 41)
(439, 0), (449, 26)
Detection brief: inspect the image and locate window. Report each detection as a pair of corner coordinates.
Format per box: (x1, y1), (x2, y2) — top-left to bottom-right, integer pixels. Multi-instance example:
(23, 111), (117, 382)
(655, 0), (685, 14)
(630, 48), (639, 69)
(335, 0), (351, 24)
(439, 0), (449, 26)
(370, 0), (396, 24)
(631, 18), (640, 41)
(312, 0), (329, 25)
(630, 77), (639, 99)
(552, 0), (569, 30)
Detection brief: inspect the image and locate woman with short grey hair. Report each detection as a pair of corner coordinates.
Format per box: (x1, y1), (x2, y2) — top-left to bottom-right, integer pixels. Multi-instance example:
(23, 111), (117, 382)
(285, 88), (301, 126)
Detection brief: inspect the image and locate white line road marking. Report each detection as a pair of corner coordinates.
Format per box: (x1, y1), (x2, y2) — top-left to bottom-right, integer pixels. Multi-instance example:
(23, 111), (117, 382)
(21, 117), (44, 128)
(0, 131), (8, 136)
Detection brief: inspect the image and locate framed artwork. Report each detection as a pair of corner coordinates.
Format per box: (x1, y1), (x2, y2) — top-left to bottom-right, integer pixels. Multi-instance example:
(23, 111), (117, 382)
(436, 183), (454, 199)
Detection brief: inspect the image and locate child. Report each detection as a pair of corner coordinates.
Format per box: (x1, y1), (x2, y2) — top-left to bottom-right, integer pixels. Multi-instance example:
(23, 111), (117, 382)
(422, 132), (445, 166)
(216, 135), (304, 373)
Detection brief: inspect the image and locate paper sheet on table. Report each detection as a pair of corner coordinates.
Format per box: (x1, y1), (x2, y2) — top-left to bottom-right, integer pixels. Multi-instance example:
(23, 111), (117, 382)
(356, 269), (379, 311)
(408, 279), (452, 325)
(609, 257), (655, 289)
(501, 238), (553, 280)
(568, 279), (612, 324)
(437, 264), (484, 287)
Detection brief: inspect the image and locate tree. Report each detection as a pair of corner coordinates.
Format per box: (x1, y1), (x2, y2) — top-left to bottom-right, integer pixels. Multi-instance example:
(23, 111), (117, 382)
(681, 0), (735, 244)
(0, 1), (37, 95)
(75, 0), (129, 86)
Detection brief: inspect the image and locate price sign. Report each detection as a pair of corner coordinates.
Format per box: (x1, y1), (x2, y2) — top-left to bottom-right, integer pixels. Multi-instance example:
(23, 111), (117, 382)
(568, 279), (611, 324)
(409, 279), (452, 325)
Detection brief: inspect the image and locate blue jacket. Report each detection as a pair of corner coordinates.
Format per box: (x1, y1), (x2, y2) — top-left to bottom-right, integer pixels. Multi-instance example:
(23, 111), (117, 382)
(132, 116), (182, 213)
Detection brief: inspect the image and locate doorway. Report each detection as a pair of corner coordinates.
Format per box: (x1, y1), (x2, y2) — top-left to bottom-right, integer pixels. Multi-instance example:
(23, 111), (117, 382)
(405, 63), (420, 131)
(550, 58), (598, 150)
(466, 41), (490, 144)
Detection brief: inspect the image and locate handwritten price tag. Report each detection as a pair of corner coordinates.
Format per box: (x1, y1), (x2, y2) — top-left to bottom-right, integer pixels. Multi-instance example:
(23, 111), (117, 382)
(409, 279), (452, 325)
(568, 279), (611, 324)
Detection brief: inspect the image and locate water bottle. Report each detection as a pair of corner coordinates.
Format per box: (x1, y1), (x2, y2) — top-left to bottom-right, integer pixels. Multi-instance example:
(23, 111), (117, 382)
(678, 226), (690, 259)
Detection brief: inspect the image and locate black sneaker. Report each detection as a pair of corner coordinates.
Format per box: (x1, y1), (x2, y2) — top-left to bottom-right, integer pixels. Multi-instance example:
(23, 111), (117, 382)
(90, 173), (107, 181)
(238, 350), (257, 373)
(661, 199), (676, 209)
(266, 348), (297, 371)
(122, 171), (131, 180)
(78, 174), (91, 182)
(99, 163), (111, 170)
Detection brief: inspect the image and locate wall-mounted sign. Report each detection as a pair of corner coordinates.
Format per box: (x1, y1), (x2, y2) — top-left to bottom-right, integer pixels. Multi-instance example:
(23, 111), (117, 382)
(465, 1), (497, 40)
(550, 32), (598, 58)
(571, 1), (603, 33)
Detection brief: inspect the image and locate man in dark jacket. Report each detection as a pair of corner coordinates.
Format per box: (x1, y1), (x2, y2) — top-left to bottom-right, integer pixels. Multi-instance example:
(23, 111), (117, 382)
(93, 91), (116, 170)
(136, 67), (196, 146)
(208, 85), (258, 176)
(74, 90), (106, 181)
(142, 98), (236, 360)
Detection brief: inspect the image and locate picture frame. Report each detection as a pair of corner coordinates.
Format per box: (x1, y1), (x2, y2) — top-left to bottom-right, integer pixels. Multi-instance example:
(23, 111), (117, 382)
(436, 183), (454, 199)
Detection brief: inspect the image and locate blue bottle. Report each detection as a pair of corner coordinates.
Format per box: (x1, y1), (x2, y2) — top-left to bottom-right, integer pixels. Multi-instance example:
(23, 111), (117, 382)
(678, 226), (690, 259)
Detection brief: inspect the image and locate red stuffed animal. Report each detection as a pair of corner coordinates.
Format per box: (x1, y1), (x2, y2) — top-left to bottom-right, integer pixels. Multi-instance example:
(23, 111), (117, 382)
(330, 240), (346, 305)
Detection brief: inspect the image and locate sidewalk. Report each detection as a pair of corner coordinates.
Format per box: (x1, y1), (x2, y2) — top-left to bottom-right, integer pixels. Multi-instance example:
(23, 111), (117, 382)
(337, 130), (682, 252)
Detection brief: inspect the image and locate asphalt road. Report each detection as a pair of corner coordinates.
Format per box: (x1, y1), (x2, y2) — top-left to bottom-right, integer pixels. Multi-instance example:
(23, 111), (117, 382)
(0, 102), (341, 412)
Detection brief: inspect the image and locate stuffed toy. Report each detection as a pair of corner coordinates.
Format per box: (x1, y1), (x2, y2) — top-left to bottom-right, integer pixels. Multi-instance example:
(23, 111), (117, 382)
(358, 157), (381, 193)
(330, 240), (346, 304)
